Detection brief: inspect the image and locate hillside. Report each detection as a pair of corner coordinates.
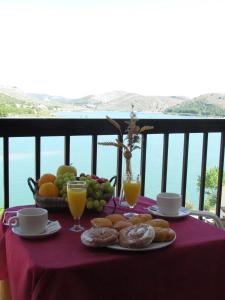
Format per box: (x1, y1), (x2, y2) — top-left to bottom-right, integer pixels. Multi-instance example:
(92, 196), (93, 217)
(165, 93), (225, 117)
(0, 92), (60, 117)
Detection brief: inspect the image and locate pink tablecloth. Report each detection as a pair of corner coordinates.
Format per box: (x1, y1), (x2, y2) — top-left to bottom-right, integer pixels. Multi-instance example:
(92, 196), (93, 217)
(1, 197), (225, 300)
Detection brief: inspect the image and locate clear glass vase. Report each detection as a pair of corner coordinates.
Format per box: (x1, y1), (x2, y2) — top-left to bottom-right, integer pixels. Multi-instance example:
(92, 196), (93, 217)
(119, 171), (141, 213)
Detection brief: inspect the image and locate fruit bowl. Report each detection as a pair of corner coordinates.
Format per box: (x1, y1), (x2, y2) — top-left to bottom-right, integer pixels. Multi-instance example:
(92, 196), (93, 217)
(28, 175), (115, 212)
(28, 177), (68, 209)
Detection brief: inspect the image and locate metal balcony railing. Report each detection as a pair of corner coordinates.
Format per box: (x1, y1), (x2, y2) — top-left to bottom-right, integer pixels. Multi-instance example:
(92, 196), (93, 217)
(0, 118), (225, 215)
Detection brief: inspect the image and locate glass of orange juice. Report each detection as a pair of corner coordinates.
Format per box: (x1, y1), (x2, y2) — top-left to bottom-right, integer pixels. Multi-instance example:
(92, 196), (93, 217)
(67, 181), (87, 232)
(122, 174), (141, 209)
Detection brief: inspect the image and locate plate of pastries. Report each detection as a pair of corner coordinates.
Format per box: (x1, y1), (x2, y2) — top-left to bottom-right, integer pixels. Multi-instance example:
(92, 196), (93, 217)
(81, 213), (176, 251)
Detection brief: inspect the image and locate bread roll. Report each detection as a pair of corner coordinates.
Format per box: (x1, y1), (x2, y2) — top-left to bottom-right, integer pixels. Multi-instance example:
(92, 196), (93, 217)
(153, 227), (176, 242)
(113, 220), (133, 231)
(106, 214), (126, 224)
(91, 217), (112, 228)
(130, 214), (152, 225)
(140, 214), (153, 222)
(146, 218), (169, 228)
(129, 215), (142, 224)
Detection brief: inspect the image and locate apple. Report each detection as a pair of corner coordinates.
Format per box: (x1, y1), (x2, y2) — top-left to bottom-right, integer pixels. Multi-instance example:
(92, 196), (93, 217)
(56, 165), (77, 177)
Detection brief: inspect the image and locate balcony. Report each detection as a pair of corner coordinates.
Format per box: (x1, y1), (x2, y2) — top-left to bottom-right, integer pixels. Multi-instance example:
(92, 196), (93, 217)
(0, 117), (225, 216)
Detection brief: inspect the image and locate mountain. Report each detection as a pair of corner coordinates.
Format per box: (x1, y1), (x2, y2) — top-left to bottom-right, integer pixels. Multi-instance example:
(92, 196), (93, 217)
(166, 93), (225, 117)
(85, 91), (188, 112)
(28, 90), (188, 112)
(1, 85), (225, 116)
(0, 85), (31, 101)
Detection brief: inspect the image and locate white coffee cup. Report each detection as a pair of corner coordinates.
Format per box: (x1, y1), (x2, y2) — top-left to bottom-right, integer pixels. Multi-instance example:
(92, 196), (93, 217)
(157, 193), (182, 216)
(8, 207), (48, 234)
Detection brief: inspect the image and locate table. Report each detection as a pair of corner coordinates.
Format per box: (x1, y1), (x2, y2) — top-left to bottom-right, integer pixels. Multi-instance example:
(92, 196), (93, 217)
(1, 197), (225, 300)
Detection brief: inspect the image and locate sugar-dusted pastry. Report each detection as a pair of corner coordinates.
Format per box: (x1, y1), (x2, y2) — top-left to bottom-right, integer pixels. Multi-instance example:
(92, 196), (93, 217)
(119, 224), (155, 249)
(153, 227), (176, 242)
(81, 227), (119, 247)
(91, 217), (113, 228)
(106, 214), (126, 224)
(113, 220), (133, 231)
(146, 218), (170, 228)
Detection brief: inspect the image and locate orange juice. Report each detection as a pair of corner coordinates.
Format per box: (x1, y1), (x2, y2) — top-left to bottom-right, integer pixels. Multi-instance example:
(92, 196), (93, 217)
(123, 181), (141, 207)
(67, 188), (87, 219)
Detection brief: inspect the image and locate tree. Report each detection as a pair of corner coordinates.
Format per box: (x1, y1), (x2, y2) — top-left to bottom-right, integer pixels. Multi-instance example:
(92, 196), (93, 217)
(197, 166), (225, 210)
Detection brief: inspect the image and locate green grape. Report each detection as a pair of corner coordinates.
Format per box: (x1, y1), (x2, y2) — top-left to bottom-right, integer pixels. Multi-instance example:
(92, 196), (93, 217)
(87, 186), (94, 195)
(93, 183), (100, 191)
(99, 199), (106, 206)
(93, 200), (99, 208)
(86, 201), (94, 209)
(87, 180), (95, 187)
(94, 191), (101, 199)
(55, 172), (76, 199)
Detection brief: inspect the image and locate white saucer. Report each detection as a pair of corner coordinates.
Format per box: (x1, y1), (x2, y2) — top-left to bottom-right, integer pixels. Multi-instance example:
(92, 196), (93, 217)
(12, 221), (61, 239)
(147, 205), (190, 218)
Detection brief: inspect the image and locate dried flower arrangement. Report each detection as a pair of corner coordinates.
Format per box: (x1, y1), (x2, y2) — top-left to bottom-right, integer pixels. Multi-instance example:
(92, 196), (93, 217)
(98, 105), (153, 176)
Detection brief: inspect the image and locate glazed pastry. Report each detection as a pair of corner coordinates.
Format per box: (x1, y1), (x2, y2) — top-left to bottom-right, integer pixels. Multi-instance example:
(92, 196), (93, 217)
(81, 227), (119, 247)
(91, 217), (113, 228)
(119, 224), (155, 248)
(146, 218), (170, 228)
(153, 227), (176, 242)
(113, 220), (133, 231)
(106, 214), (126, 224)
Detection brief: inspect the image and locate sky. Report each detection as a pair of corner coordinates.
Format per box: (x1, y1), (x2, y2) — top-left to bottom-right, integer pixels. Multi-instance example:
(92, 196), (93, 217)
(0, 0), (225, 98)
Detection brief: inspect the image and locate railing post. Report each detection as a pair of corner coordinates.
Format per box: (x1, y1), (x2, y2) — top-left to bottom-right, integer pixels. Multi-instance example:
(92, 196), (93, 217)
(35, 136), (41, 180)
(161, 133), (169, 192)
(216, 132), (225, 216)
(140, 134), (147, 195)
(199, 133), (208, 211)
(3, 137), (9, 208)
(91, 135), (97, 175)
(64, 135), (70, 165)
(181, 133), (189, 206)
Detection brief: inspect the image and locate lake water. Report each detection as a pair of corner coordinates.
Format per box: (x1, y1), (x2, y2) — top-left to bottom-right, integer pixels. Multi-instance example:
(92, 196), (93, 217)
(0, 111), (221, 209)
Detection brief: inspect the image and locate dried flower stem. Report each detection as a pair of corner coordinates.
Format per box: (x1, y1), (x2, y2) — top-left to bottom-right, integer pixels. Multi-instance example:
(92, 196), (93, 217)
(98, 105), (153, 176)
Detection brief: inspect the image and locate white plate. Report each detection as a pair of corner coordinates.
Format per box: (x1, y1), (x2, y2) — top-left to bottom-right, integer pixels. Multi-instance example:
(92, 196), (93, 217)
(147, 205), (190, 218)
(107, 234), (176, 252)
(12, 221), (61, 239)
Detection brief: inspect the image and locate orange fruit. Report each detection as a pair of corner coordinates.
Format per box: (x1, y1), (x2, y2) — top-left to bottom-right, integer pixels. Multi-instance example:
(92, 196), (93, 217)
(38, 182), (59, 197)
(38, 173), (56, 187)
